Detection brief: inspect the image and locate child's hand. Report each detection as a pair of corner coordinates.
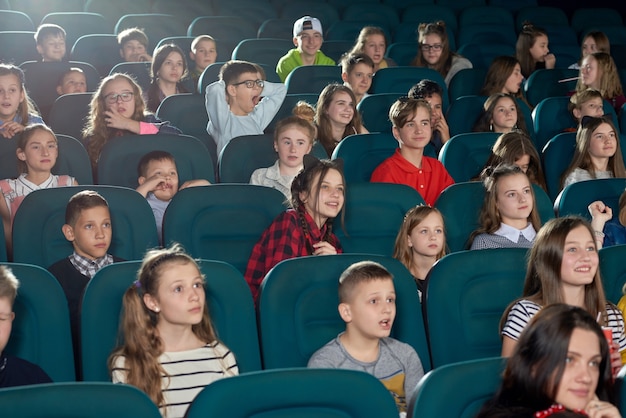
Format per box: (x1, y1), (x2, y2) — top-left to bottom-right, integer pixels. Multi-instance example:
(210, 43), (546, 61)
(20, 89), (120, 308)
(544, 53), (556, 69)
(0, 121), (25, 138)
(136, 173), (167, 197)
(312, 241), (338, 256)
(609, 340), (622, 377)
(434, 114), (450, 144)
(105, 108), (139, 133)
(585, 396), (621, 418)
(137, 52), (152, 62)
(179, 179), (211, 189)
(589, 201), (613, 223)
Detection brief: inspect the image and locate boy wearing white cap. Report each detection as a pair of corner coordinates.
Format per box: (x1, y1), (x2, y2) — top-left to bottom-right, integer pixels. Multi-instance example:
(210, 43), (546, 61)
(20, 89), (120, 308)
(276, 16), (335, 82)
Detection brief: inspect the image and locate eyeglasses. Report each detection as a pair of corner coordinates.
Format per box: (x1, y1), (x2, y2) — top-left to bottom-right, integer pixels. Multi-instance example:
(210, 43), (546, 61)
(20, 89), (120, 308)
(420, 44), (443, 52)
(104, 92), (134, 104)
(232, 79), (264, 89)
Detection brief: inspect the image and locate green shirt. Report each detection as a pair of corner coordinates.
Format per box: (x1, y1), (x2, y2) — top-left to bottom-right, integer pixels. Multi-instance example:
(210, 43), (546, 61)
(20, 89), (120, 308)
(276, 48), (336, 82)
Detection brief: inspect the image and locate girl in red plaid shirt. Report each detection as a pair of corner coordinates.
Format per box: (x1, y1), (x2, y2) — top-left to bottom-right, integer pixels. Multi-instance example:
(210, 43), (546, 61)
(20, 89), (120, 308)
(244, 155), (345, 304)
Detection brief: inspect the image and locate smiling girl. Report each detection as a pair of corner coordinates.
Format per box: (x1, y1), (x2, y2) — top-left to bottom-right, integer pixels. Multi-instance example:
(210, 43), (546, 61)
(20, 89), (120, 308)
(315, 83), (368, 157)
(245, 155), (345, 304)
(347, 26), (396, 72)
(109, 244), (238, 418)
(146, 44), (190, 113)
(470, 164), (541, 250)
(562, 116), (626, 189)
(0, 64), (43, 139)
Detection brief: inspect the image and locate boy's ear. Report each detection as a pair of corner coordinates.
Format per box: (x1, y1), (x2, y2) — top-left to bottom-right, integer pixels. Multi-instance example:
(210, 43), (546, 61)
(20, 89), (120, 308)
(61, 224), (75, 242)
(338, 302), (352, 323)
(56, 85), (63, 95)
(341, 72), (349, 83)
(226, 84), (237, 98)
(138, 176), (146, 185)
(572, 108), (582, 120)
(36, 44), (43, 56)
(119, 48), (124, 59)
(189, 51), (196, 61)
(391, 126), (402, 142)
(292, 37), (299, 47)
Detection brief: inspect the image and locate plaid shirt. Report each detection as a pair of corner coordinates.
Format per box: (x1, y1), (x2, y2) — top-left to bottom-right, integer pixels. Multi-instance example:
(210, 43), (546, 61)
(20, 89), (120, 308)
(69, 252), (114, 279)
(244, 208), (342, 303)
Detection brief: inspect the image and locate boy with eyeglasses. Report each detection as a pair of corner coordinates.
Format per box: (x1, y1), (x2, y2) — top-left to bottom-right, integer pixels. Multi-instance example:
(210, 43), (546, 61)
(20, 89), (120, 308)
(205, 60), (286, 155)
(276, 16), (335, 82)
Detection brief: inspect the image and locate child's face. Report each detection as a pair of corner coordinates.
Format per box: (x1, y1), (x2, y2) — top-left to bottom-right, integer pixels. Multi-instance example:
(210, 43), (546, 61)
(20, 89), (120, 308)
(392, 107), (431, 150)
(274, 126), (313, 170)
(495, 173), (533, 228)
(0, 74), (24, 122)
(103, 78), (136, 119)
(227, 71), (264, 116)
(423, 93), (443, 126)
(17, 129), (58, 175)
(57, 71), (87, 95)
(120, 40), (148, 62)
(0, 296), (14, 353)
(574, 97), (604, 121)
(559, 225), (598, 289)
(300, 168), (344, 227)
(503, 63), (523, 95)
(363, 34), (386, 65)
(407, 211), (444, 258)
(421, 33), (443, 65)
(342, 278), (396, 340)
(157, 51), (185, 84)
(145, 261), (205, 328)
(514, 154), (530, 173)
(294, 29), (323, 58)
(582, 36), (598, 57)
(63, 206), (112, 260)
(191, 39), (217, 71)
(343, 63), (373, 98)
(490, 97), (517, 133)
(529, 34), (549, 62)
(588, 122), (617, 160)
(581, 56), (600, 89)
(141, 158), (179, 201)
(37, 34), (66, 62)
(326, 91), (355, 127)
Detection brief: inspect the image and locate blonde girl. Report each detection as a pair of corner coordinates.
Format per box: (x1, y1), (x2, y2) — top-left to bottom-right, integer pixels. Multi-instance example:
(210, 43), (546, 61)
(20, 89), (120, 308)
(570, 31), (610, 70)
(500, 216), (626, 368)
(576, 52), (625, 113)
(393, 205), (446, 299)
(0, 124), (77, 252)
(469, 164), (541, 250)
(562, 115), (626, 189)
(410, 21), (472, 86)
(83, 73), (181, 171)
(109, 244), (238, 418)
(516, 22), (556, 79)
(314, 83), (368, 157)
(0, 64), (43, 139)
(146, 43), (190, 113)
(347, 26), (396, 72)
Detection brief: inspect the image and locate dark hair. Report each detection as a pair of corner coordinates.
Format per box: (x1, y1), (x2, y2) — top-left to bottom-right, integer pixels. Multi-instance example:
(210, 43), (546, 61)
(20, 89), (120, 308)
(516, 21), (548, 79)
(137, 150), (176, 178)
(479, 304), (613, 416)
(219, 60), (264, 86)
(411, 21), (455, 76)
(34, 23), (65, 44)
(408, 79), (443, 100)
(338, 261), (393, 303)
(65, 190), (110, 226)
(481, 56), (528, 107)
(117, 27), (148, 48)
(150, 43), (188, 80)
(473, 93), (529, 135)
(340, 53), (375, 74)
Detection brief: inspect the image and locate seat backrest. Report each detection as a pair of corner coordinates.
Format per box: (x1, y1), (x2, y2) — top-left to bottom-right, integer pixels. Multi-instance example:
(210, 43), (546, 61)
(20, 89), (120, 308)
(455, 43), (515, 70)
(187, 16), (257, 40)
(335, 182), (425, 255)
(279, 1), (340, 29)
(108, 62), (151, 93)
(320, 40), (353, 63)
(48, 92), (93, 146)
(84, 0), (154, 31)
(97, 133), (215, 187)
(524, 68), (579, 108)
(0, 31), (39, 65)
(571, 8), (623, 34)
(0, 222), (6, 261)
(446, 94), (486, 137)
(71, 34), (121, 77)
(424, 248), (528, 367)
(186, 368), (399, 418)
(12, 185), (159, 268)
(115, 14), (186, 52)
(447, 68), (487, 102)
(385, 41), (418, 66)
(331, 132), (398, 183)
(515, 6), (569, 31)
(0, 381), (161, 418)
(458, 5), (514, 27)
(231, 38), (293, 68)
(81, 259), (261, 381)
(2, 262), (75, 382)
(457, 24), (516, 48)
(541, 132), (576, 201)
(53, 134), (93, 185)
(402, 4), (458, 33)
(532, 96), (577, 152)
(371, 67), (449, 110)
(342, 3), (400, 27)
(409, 357), (507, 418)
(40, 12), (111, 49)
(0, 10), (35, 31)
(259, 254), (432, 371)
(555, 178), (626, 218)
(285, 65), (343, 95)
(218, 134), (276, 183)
(162, 184), (287, 273)
(215, 1), (278, 27)
(257, 18), (293, 39)
(439, 132), (500, 183)
(357, 93), (401, 134)
(598, 245), (626, 305)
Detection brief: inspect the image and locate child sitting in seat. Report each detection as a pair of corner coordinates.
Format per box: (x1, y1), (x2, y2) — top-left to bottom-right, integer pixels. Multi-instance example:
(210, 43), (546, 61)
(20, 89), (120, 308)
(0, 265), (52, 387)
(48, 190), (123, 361)
(146, 43), (190, 113)
(136, 150), (210, 243)
(340, 53), (374, 106)
(35, 23), (66, 62)
(408, 79), (450, 154)
(56, 67), (87, 96)
(189, 35), (217, 86)
(249, 116), (314, 201)
(308, 260), (424, 415)
(0, 64), (44, 139)
(205, 60), (286, 156)
(117, 27), (152, 63)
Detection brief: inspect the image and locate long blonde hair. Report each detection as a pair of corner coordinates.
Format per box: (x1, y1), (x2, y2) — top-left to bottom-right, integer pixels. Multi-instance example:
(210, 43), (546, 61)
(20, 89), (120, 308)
(393, 205), (446, 273)
(108, 244), (220, 409)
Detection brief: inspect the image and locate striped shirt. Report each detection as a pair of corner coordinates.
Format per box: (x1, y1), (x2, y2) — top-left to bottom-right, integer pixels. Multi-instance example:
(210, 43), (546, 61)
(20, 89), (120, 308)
(0, 173), (74, 221)
(502, 299), (626, 352)
(112, 341), (238, 418)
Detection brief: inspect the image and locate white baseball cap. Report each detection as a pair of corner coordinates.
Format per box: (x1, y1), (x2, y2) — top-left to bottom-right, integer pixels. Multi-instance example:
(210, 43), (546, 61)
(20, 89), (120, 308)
(293, 16), (323, 37)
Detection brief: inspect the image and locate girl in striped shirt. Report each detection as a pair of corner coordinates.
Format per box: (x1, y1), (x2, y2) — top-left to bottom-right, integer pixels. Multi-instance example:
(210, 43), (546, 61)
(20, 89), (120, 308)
(109, 244), (238, 418)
